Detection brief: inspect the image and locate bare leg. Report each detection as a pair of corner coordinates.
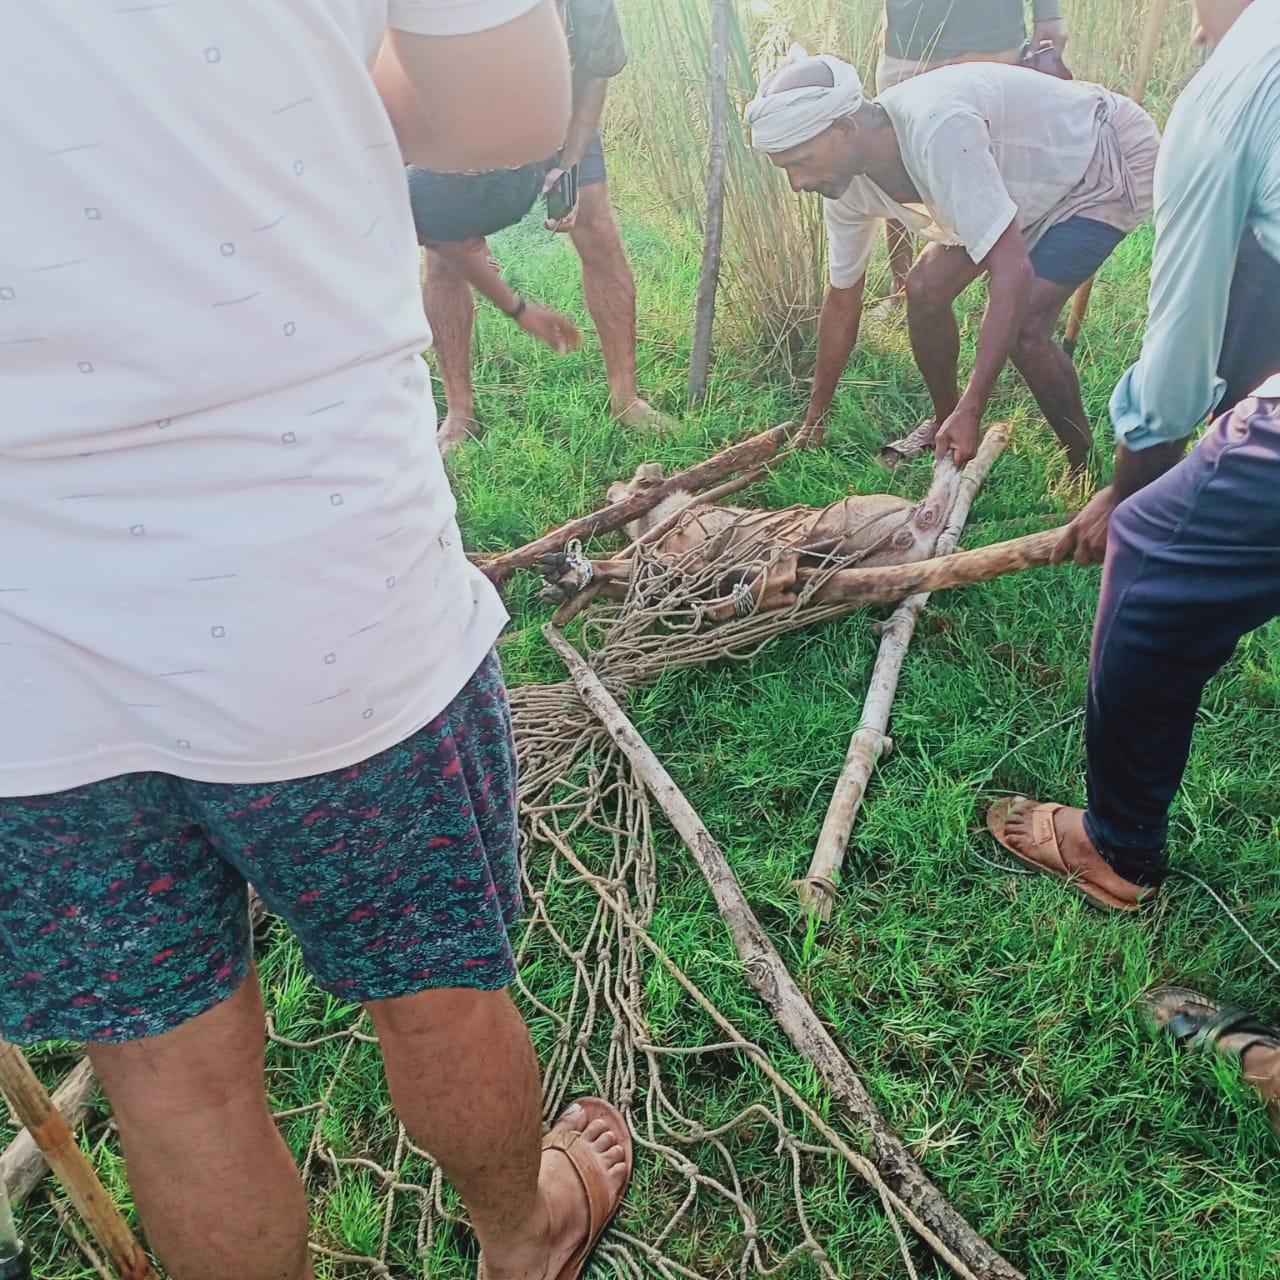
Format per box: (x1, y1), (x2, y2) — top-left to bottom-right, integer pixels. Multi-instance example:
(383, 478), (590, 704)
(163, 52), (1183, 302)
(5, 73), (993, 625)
(367, 985), (629, 1280)
(1009, 276), (1094, 474)
(569, 183), (674, 429)
(424, 243), (483, 452)
(904, 244), (985, 430)
(88, 970), (314, 1280)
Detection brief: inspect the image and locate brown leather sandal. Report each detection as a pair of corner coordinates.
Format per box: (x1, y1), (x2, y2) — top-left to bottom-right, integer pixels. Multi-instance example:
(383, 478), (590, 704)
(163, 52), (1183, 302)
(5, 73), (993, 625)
(985, 796), (1150, 912)
(477, 1097), (633, 1280)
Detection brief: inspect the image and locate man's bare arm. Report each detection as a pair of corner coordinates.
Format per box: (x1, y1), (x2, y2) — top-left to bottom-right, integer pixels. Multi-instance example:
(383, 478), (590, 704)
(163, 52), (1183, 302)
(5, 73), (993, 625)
(375, 1), (571, 171)
(934, 223), (1033, 464)
(1052, 437), (1190, 566)
(561, 74), (609, 169)
(804, 280), (865, 444)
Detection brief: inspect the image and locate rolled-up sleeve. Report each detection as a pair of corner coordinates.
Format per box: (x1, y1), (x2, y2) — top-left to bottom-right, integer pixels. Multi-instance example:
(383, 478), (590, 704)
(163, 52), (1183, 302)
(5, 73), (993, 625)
(915, 114), (1018, 265)
(389, 0), (540, 36)
(1110, 113), (1248, 449)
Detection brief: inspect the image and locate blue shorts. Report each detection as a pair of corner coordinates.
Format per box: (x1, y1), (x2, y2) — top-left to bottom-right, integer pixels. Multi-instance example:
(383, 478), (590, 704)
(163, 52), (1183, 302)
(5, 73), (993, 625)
(1029, 216), (1127, 289)
(0, 651), (521, 1045)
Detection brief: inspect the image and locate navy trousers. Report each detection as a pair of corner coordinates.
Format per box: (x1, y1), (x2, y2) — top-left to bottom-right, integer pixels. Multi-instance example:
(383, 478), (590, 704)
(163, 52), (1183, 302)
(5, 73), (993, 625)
(1083, 237), (1280, 886)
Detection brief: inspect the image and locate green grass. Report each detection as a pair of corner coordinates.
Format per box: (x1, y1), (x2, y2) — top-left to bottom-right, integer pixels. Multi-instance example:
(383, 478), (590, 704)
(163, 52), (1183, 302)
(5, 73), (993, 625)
(10, 63), (1280, 1280)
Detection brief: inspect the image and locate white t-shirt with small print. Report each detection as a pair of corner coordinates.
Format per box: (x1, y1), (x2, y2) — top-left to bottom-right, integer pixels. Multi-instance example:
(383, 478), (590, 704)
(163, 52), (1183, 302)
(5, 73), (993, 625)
(0, 0), (533, 797)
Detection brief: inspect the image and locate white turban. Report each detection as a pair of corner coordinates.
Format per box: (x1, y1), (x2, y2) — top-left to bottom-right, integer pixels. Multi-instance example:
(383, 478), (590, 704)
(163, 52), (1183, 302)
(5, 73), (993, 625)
(744, 54), (865, 153)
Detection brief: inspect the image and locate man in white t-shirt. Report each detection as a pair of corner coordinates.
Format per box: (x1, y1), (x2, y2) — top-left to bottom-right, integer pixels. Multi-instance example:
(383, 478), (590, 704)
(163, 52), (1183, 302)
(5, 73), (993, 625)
(745, 55), (1159, 471)
(0, 4), (630, 1278)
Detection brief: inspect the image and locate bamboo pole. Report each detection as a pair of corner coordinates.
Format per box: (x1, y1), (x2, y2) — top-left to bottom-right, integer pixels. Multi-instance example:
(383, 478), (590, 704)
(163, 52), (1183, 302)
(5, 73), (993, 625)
(0, 1041), (155, 1280)
(686, 0), (731, 403)
(478, 421), (799, 587)
(545, 623), (1026, 1280)
(798, 428), (1010, 919)
(1062, 0), (1170, 357)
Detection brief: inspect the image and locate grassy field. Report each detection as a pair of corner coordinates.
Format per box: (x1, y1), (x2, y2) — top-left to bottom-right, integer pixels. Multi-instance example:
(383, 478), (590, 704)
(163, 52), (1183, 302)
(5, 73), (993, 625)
(9, 3), (1280, 1277)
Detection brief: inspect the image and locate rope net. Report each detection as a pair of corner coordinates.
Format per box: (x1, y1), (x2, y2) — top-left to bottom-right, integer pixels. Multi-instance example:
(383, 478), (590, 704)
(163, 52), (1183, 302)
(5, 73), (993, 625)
(256, 494), (957, 1278)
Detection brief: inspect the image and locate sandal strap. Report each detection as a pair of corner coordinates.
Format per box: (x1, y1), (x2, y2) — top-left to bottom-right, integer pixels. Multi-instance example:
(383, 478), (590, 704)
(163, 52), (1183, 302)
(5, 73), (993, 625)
(543, 1128), (611, 1250)
(1166, 1003), (1280, 1056)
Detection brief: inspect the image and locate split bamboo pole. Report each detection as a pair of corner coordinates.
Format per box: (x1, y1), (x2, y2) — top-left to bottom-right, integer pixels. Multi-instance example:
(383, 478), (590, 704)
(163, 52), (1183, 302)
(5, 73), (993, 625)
(686, 0), (731, 403)
(798, 428), (1010, 918)
(478, 421), (799, 587)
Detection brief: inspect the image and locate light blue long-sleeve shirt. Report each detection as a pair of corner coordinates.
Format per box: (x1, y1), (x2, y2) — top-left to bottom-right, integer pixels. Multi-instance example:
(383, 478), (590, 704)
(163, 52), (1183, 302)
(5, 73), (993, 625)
(1110, 0), (1280, 449)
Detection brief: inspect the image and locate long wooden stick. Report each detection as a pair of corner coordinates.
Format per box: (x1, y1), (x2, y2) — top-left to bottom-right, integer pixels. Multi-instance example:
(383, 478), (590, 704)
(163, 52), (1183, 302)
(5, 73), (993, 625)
(0, 1041), (155, 1279)
(1062, 0), (1170, 357)
(799, 524), (1062, 604)
(799, 428), (1010, 919)
(2, 1058), (98, 1208)
(479, 421), (799, 587)
(686, 0), (731, 403)
(545, 623), (1026, 1280)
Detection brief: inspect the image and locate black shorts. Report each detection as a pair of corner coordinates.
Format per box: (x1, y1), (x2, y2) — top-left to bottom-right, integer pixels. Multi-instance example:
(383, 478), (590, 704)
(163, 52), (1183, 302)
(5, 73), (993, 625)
(1028, 216), (1127, 289)
(407, 134), (607, 246)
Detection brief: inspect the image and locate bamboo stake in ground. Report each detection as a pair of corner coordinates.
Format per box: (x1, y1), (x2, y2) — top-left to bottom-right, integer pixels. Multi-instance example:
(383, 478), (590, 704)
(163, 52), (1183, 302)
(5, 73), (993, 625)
(1061, 0), (1170, 357)
(0, 1041), (155, 1280)
(479, 421), (799, 587)
(686, 0), (730, 403)
(544, 624), (1026, 1280)
(799, 428), (1010, 919)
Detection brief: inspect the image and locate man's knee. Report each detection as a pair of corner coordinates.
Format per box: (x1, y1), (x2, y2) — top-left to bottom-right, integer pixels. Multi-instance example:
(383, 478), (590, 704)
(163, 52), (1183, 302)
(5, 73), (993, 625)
(89, 974), (268, 1122)
(366, 983), (514, 1045)
(1009, 323), (1057, 370)
(571, 185), (624, 260)
(903, 258), (956, 315)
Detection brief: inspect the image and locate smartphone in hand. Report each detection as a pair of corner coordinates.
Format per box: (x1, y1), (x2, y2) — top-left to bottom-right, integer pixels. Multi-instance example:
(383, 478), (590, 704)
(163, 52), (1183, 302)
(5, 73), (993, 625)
(545, 164), (579, 223)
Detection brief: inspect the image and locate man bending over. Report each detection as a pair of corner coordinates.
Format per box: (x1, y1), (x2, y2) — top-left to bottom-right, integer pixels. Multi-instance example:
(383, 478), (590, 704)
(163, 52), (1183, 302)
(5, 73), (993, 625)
(746, 55), (1159, 470)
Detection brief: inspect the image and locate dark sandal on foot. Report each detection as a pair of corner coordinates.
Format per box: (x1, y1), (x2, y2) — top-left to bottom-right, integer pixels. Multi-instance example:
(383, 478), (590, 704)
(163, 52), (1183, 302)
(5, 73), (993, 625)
(876, 420), (936, 469)
(1141, 985), (1280, 1137)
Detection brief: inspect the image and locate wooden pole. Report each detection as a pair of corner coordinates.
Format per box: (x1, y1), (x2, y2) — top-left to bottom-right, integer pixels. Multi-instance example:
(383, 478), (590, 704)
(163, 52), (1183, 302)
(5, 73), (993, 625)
(0, 1041), (156, 1279)
(1061, 0), (1170, 357)
(478, 420), (799, 587)
(798, 524), (1062, 603)
(686, 0), (731, 404)
(2, 1059), (98, 1208)
(798, 428), (1010, 919)
(545, 623), (1026, 1280)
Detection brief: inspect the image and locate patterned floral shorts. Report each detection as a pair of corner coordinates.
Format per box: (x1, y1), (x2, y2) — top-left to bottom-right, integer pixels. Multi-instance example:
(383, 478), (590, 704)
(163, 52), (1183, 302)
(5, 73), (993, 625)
(0, 650), (520, 1044)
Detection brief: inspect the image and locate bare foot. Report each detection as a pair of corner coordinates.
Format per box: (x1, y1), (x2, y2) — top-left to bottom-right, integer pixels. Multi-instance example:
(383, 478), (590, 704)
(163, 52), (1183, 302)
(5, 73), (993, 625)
(998, 800), (1149, 907)
(611, 398), (679, 432)
(438, 413), (483, 456)
(482, 1102), (631, 1280)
